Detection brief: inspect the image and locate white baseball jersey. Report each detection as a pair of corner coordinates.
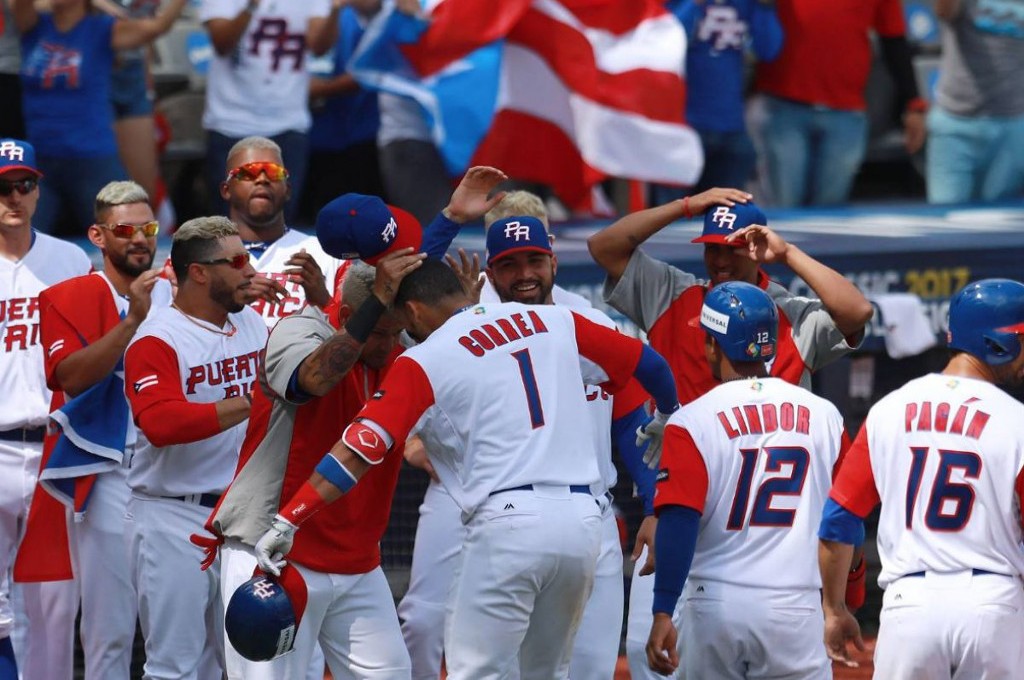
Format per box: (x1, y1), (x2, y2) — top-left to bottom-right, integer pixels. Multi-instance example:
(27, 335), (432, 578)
(480, 279), (643, 494)
(248, 229), (345, 327)
(0, 233), (91, 429)
(354, 302), (648, 517)
(656, 377), (845, 589)
(123, 304), (267, 496)
(831, 373), (1024, 588)
(201, 0), (330, 137)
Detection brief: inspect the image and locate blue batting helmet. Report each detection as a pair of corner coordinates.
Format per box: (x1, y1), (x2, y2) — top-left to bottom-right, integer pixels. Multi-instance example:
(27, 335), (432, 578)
(225, 569), (307, 662)
(947, 278), (1024, 365)
(693, 281), (778, 362)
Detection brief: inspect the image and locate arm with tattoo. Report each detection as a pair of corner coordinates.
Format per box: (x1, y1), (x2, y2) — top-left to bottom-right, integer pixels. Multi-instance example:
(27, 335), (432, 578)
(295, 330), (366, 397)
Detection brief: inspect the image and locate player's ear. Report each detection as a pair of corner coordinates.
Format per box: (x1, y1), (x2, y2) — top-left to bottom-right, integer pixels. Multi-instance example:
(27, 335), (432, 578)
(336, 303), (354, 326)
(87, 224), (105, 250)
(550, 253), (558, 276)
(219, 180), (232, 202)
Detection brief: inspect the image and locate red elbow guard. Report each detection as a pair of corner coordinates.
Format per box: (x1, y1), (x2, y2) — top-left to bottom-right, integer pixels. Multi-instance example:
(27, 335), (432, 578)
(846, 556), (867, 612)
(342, 421), (390, 465)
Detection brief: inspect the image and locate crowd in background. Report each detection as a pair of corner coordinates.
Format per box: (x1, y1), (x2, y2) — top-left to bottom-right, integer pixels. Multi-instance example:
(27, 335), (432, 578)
(0, 0), (1020, 240)
(0, 0), (1023, 677)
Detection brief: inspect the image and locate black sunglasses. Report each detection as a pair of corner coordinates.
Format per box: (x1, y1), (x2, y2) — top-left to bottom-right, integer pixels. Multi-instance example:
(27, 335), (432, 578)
(0, 178), (38, 197)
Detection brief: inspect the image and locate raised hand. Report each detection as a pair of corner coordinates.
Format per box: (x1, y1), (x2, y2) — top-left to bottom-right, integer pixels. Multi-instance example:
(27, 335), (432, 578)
(372, 247), (427, 306)
(445, 248), (484, 303)
(727, 225), (790, 265)
(444, 166), (509, 224)
(685, 187), (753, 215)
(126, 269), (160, 325)
(247, 275), (289, 307)
(284, 249), (330, 308)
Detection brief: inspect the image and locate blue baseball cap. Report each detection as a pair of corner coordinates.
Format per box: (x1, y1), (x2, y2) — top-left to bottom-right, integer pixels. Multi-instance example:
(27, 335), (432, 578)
(0, 139), (42, 177)
(486, 216), (552, 265)
(692, 201), (766, 247)
(315, 194), (421, 265)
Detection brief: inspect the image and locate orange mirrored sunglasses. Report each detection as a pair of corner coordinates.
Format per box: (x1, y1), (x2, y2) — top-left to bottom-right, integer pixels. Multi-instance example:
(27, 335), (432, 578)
(99, 221), (160, 238)
(227, 162), (289, 182)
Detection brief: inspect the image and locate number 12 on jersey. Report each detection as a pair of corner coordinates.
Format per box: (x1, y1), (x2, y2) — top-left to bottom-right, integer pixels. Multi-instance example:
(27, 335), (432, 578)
(727, 446), (810, 530)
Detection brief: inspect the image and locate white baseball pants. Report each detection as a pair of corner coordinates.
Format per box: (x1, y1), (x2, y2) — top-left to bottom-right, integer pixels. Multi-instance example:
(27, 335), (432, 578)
(126, 494), (224, 680)
(443, 485), (602, 680)
(0, 438), (77, 680)
(221, 541), (408, 680)
(874, 570), (1024, 679)
(69, 464), (137, 680)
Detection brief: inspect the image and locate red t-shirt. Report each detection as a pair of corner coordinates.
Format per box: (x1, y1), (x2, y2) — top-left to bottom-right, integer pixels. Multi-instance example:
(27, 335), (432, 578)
(756, 0), (906, 111)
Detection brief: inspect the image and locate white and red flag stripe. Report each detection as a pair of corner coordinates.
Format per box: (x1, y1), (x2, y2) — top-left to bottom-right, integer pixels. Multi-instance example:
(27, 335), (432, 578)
(353, 0), (703, 210)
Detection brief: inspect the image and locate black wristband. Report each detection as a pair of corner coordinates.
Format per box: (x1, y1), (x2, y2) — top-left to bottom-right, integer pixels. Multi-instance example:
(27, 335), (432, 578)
(344, 295), (387, 344)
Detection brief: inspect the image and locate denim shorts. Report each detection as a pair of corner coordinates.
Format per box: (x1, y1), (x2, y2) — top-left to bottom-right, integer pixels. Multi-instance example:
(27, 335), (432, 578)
(111, 57), (154, 119)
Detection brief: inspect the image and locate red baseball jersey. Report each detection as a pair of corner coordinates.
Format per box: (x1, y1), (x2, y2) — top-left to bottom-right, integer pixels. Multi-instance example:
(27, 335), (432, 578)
(604, 250), (858, 405)
(209, 305), (404, 574)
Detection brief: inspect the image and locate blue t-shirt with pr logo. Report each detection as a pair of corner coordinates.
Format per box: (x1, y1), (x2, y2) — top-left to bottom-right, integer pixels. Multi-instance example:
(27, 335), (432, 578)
(20, 13), (118, 158)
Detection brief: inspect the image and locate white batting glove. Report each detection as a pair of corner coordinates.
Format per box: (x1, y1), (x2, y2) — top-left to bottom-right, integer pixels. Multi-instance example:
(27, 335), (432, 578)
(637, 408), (675, 470)
(254, 515), (298, 577)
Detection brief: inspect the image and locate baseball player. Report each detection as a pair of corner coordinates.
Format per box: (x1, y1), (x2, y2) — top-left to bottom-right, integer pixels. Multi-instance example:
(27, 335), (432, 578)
(589, 187), (872, 677)
(204, 205), (425, 680)
(399, 207), (657, 680)
(254, 258), (680, 680)
(0, 139), (89, 680)
(219, 135), (345, 327)
(205, 173), (506, 679)
(123, 217), (267, 679)
(820, 278), (1024, 678)
(647, 281), (847, 678)
(16, 181), (171, 680)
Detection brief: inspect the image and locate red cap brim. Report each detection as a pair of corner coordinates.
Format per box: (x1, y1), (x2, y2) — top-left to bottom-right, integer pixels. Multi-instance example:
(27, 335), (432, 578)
(0, 166), (42, 178)
(691, 234), (746, 247)
(363, 205), (423, 265)
(997, 321), (1024, 334)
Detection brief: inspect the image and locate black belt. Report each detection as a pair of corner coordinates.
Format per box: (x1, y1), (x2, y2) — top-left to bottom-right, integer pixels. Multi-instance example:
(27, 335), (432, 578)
(161, 493), (221, 509)
(0, 426), (46, 443)
(489, 484), (592, 497)
(904, 568), (1000, 578)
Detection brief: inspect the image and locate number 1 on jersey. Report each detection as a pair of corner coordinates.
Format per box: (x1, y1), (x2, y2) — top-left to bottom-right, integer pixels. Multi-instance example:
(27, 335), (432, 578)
(511, 349), (545, 429)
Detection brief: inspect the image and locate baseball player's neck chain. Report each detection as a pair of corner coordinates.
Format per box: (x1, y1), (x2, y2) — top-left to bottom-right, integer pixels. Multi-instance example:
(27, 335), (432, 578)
(171, 303), (237, 337)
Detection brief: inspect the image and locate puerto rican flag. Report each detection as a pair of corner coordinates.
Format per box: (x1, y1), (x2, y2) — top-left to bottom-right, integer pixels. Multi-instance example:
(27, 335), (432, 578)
(350, 0), (703, 210)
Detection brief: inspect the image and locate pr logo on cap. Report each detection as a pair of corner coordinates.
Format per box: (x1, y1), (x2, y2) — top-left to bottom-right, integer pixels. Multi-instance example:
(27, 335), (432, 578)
(0, 138), (42, 177)
(314, 193), (422, 265)
(692, 201), (767, 247)
(486, 215), (552, 265)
